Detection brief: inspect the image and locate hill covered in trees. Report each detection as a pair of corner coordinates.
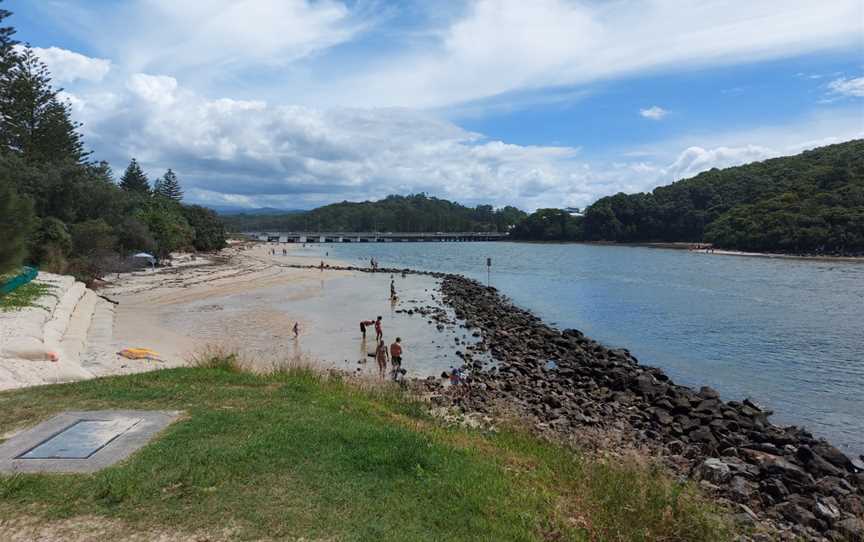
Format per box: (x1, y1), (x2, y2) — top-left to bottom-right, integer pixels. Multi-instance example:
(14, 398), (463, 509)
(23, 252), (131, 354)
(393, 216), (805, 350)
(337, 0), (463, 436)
(0, 5), (225, 281)
(221, 194), (527, 234)
(512, 140), (864, 255)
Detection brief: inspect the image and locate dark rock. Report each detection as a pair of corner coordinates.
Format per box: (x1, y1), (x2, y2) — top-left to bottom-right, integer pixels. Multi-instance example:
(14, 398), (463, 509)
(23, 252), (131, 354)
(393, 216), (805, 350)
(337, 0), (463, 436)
(836, 517), (864, 540)
(667, 440), (685, 455)
(698, 458), (731, 484)
(698, 386), (719, 399)
(773, 502), (820, 530)
(798, 445), (845, 477)
(761, 478), (789, 500)
(728, 476), (754, 502)
(813, 497), (841, 521)
(813, 442), (853, 471)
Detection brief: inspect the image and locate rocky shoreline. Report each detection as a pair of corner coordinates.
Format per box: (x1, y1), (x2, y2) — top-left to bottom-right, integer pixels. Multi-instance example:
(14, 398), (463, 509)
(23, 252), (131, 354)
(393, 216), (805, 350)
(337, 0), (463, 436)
(285, 263), (864, 540)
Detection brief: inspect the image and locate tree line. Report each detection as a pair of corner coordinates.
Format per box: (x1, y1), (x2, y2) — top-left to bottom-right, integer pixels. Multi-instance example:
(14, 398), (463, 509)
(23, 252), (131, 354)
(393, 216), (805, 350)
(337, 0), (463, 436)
(221, 194), (527, 234)
(512, 140), (864, 255)
(0, 4), (225, 280)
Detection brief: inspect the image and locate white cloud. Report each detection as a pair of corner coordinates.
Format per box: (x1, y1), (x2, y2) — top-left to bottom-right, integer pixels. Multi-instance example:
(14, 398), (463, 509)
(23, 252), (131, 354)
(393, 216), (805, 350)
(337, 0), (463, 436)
(126, 73), (179, 106)
(62, 69), (862, 212)
(68, 73), (589, 210)
(828, 76), (864, 98)
(640, 106), (668, 120)
(31, 46), (110, 83)
(662, 145), (773, 180)
(56, 0), (371, 77)
(314, 0), (863, 108)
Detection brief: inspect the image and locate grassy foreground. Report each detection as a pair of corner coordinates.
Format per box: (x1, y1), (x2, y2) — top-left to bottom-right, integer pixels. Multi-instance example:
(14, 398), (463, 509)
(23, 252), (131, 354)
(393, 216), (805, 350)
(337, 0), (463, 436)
(0, 364), (734, 541)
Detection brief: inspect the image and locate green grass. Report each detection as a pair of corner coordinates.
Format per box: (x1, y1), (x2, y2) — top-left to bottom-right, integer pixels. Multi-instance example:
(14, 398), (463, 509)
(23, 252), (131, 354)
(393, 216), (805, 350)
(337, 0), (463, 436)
(0, 366), (734, 541)
(0, 281), (54, 312)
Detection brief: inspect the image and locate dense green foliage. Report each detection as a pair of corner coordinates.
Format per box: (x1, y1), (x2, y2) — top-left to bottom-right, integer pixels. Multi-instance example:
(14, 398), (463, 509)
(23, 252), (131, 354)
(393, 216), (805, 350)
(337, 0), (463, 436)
(0, 364), (732, 541)
(513, 141), (864, 255)
(0, 5), (225, 280)
(182, 205), (227, 252)
(222, 193), (527, 233)
(510, 208), (583, 241)
(0, 175), (34, 273)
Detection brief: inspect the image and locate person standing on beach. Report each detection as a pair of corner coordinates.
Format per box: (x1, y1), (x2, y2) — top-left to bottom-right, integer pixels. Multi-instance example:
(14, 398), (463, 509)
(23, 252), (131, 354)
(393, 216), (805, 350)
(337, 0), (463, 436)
(374, 316), (383, 341)
(390, 277), (397, 300)
(375, 339), (389, 378)
(293, 322), (300, 338)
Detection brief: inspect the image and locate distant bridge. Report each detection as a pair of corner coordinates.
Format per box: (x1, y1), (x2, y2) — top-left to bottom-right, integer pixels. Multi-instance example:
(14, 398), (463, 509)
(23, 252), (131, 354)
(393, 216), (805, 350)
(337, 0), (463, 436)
(250, 231), (509, 243)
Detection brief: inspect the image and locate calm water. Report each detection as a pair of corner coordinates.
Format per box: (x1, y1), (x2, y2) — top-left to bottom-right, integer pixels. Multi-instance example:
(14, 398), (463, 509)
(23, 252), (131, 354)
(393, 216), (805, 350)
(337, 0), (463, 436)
(307, 242), (864, 454)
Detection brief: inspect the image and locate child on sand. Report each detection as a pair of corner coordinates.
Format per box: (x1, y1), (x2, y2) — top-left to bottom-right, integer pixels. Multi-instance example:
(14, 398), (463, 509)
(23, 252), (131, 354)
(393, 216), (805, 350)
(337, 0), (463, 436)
(375, 339), (389, 378)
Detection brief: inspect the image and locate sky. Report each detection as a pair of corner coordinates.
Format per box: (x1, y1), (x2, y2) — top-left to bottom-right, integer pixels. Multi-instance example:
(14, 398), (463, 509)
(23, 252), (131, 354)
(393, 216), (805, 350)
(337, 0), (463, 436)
(8, 0), (864, 211)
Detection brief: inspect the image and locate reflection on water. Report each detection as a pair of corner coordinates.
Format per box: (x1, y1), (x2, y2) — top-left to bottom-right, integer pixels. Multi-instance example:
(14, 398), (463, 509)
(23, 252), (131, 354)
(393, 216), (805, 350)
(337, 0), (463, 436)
(315, 241), (864, 454)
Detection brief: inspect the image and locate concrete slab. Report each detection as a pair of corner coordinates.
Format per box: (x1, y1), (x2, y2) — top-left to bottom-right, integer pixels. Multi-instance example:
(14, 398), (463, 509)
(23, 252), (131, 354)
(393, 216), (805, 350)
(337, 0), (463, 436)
(0, 410), (182, 474)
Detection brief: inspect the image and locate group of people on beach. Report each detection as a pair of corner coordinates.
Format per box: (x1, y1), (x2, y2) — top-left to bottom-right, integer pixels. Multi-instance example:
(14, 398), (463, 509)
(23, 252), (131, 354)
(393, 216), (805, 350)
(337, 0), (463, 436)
(360, 316), (404, 382)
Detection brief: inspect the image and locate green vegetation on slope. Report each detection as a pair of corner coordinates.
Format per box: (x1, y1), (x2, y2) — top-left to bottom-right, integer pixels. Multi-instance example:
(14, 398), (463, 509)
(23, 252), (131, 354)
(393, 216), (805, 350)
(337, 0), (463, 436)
(0, 280), (52, 311)
(222, 193), (527, 234)
(0, 366), (732, 541)
(0, 7), (226, 280)
(512, 140), (864, 254)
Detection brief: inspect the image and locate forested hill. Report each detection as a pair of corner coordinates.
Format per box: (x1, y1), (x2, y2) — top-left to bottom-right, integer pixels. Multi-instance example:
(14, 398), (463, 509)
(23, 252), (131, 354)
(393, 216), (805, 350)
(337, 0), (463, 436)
(221, 194), (527, 233)
(513, 140), (864, 255)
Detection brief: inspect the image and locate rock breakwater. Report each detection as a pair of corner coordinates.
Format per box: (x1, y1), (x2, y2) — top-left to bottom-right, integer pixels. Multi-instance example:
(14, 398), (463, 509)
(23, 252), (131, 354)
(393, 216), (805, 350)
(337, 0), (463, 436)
(435, 274), (864, 540)
(282, 261), (864, 539)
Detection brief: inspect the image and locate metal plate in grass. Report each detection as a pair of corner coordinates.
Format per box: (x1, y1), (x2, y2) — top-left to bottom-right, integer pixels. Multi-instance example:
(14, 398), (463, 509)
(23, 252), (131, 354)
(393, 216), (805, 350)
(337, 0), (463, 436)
(17, 417), (142, 459)
(0, 410), (182, 473)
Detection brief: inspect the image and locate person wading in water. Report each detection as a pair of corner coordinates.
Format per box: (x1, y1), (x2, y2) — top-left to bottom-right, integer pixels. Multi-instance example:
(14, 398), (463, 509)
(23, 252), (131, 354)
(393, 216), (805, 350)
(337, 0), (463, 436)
(389, 337), (403, 380)
(375, 338), (389, 378)
(374, 316), (383, 341)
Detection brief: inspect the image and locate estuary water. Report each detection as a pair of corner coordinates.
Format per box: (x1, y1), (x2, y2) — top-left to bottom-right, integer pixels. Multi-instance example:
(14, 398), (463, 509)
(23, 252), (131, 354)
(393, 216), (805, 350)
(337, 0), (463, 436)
(310, 242), (864, 454)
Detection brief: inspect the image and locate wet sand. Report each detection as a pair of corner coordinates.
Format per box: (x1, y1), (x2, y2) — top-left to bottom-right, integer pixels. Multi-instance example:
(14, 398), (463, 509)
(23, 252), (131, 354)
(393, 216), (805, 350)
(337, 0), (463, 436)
(103, 243), (479, 378)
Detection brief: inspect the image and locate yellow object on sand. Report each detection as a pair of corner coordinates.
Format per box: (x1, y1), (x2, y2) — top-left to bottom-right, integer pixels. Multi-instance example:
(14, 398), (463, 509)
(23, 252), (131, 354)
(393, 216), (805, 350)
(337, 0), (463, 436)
(117, 348), (164, 361)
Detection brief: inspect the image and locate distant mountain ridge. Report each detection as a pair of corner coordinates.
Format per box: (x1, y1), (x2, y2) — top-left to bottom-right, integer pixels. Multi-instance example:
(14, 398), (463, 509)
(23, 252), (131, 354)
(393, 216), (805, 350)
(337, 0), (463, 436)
(209, 206), (305, 216)
(220, 194), (526, 233)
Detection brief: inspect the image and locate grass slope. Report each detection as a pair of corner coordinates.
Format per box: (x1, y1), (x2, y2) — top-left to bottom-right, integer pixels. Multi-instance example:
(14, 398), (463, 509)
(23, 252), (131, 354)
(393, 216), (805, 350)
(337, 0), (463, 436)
(0, 366), (733, 541)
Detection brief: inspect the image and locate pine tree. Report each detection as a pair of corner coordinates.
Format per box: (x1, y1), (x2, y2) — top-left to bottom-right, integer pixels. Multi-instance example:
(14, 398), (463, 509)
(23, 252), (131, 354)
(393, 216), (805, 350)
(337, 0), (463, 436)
(0, 1), (19, 76)
(0, 47), (87, 163)
(154, 168), (183, 201)
(119, 158), (150, 194)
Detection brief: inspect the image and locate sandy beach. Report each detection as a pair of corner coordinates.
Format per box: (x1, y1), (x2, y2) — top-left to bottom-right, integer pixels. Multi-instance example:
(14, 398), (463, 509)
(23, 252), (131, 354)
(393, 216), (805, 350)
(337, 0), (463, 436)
(0, 242), (477, 390)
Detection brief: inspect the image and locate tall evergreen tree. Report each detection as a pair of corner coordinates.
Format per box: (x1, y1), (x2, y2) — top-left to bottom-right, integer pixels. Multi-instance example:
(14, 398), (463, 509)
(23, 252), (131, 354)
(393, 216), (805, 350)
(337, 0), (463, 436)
(0, 47), (86, 163)
(0, 1), (19, 75)
(119, 158), (150, 194)
(154, 168), (183, 201)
